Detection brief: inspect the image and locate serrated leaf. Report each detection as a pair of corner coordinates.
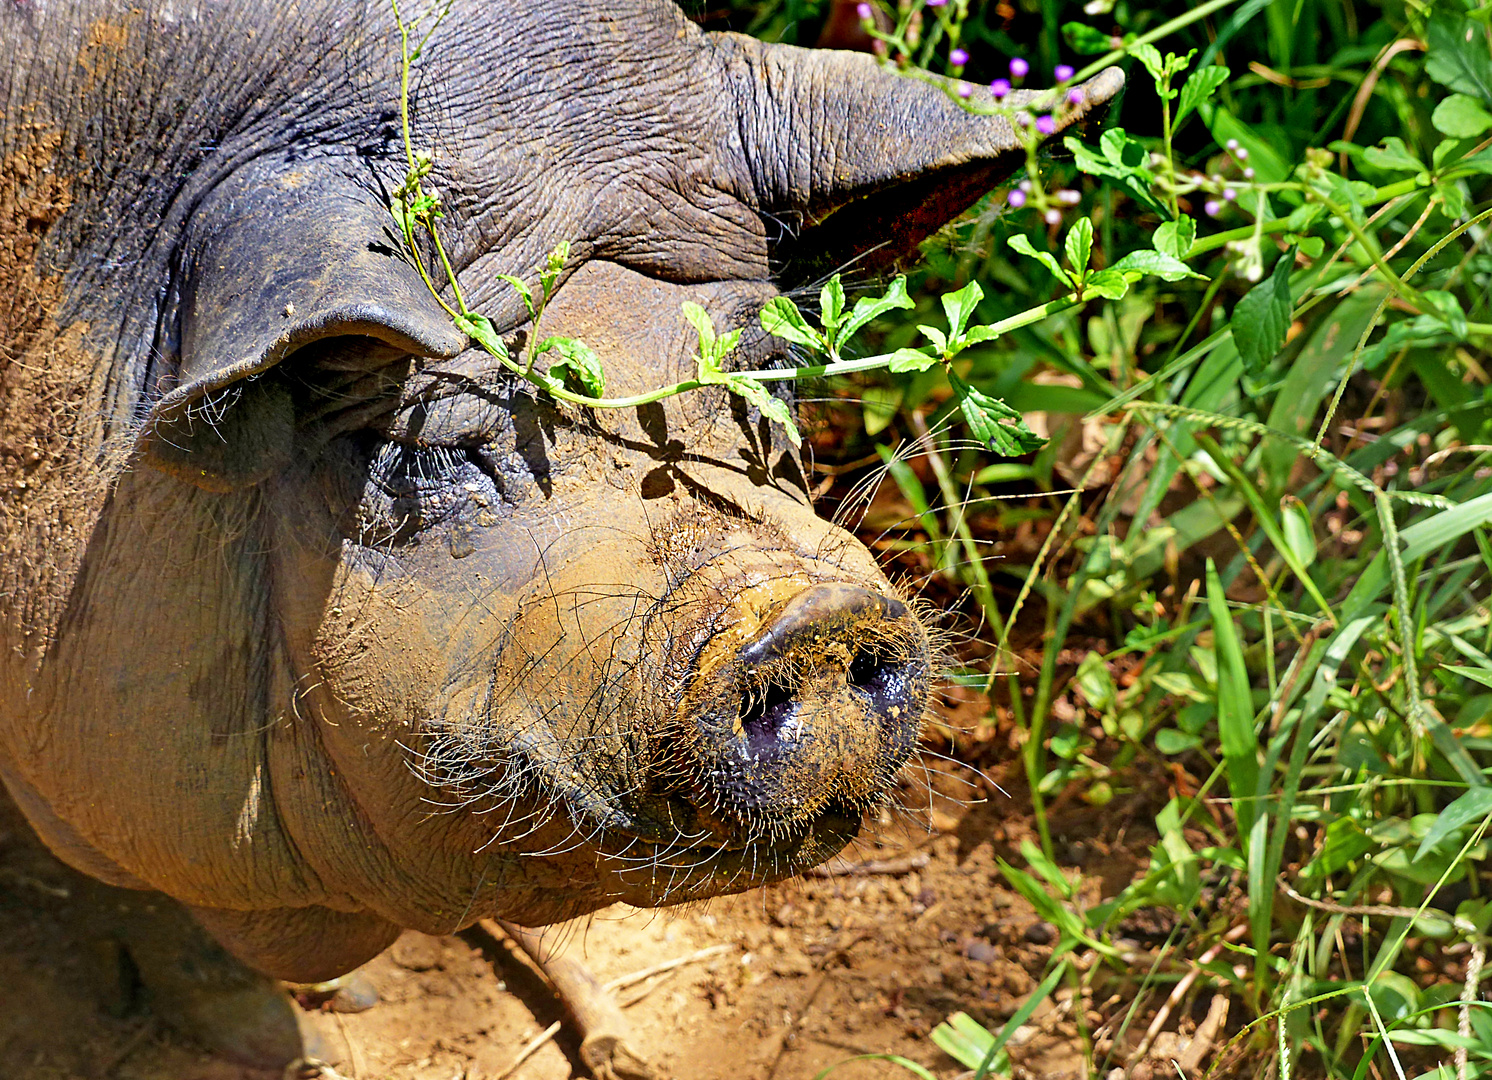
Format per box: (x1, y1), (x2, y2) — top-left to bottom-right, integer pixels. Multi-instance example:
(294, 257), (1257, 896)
(887, 347), (940, 373)
(940, 280), (984, 342)
(1176, 64), (1229, 125)
(1084, 268), (1131, 299)
(1230, 248), (1293, 374)
(1008, 235), (1072, 285)
(455, 312), (511, 361)
(1110, 248), (1206, 281)
(820, 276), (847, 335)
(1434, 93), (1492, 139)
(1363, 136), (1425, 174)
(948, 371), (1044, 457)
(759, 296), (825, 353)
(1064, 218), (1094, 276)
(721, 375), (801, 446)
(1153, 217), (1197, 261)
(1425, 14), (1492, 102)
(838, 276), (914, 343)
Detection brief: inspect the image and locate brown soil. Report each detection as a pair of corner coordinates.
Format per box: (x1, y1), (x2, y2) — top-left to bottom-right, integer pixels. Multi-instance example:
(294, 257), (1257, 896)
(0, 731), (1232, 1080)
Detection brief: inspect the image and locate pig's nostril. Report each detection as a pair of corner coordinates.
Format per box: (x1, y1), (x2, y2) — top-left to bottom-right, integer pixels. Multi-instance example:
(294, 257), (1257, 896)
(850, 650), (922, 725)
(739, 682), (801, 752)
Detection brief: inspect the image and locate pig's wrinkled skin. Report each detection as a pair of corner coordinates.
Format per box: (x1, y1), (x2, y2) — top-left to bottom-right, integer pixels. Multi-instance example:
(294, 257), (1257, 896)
(0, 0), (1121, 985)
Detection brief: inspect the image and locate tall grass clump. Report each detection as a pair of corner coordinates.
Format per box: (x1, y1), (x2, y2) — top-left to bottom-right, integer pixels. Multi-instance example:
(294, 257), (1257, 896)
(704, 0), (1492, 1075)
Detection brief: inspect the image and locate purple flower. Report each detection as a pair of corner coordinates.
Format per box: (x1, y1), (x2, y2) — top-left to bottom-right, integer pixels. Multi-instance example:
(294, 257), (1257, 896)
(1226, 138), (1239, 151)
(1054, 64), (1074, 81)
(1008, 189), (1027, 208)
(1223, 187), (1237, 201)
(950, 47), (969, 66)
(957, 81), (972, 98)
(990, 78), (1011, 98)
(1044, 208), (1061, 225)
(1243, 167), (1256, 179)
(1010, 57), (1029, 78)
(856, 1), (872, 18)
(1035, 114), (1056, 134)
(1057, 189), (1081, 206)
(1205, 199), (1223, 217)
(925, 0), (946, 7)
(1066, 88), (1085, 105)
(1235, 147), (1250, 161)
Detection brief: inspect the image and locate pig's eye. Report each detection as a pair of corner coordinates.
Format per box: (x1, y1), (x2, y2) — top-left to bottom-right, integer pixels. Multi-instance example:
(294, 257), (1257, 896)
(353, 437), (506, 550)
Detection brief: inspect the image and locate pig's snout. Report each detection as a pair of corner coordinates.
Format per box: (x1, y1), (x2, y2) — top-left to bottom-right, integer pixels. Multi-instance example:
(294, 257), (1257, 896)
(671, 581), (930, 840)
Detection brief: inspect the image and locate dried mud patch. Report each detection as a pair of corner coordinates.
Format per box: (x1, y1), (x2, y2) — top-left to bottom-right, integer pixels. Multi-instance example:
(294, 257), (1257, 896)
(0, 126), (115, 642)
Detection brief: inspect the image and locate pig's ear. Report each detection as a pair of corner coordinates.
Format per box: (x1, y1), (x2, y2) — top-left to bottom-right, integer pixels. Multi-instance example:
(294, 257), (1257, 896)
(718, 39), (1124, 277)
(138, 160), (467, 492)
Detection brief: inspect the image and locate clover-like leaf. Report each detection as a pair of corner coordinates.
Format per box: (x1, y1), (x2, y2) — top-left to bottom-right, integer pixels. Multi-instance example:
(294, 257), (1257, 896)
(839, 276), (915, 344)
(760, 297), (827, 354)
(1363, 136), (1425, 175)
(537, 336), (605, 398)
(1008, 236), (1073, 286)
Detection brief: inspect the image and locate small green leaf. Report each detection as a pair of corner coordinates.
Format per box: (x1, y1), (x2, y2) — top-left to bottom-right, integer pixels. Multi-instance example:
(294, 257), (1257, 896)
(1156, 728), (1203, 754)
(887, 347), (940, 373)
(1415, 787), (1492, 862)
(537, 336), (605, 398)
(721, 375), (801, 447)
(455, 312), (511, 361)
(1153, 217), (1197, 261)
(497, 274), (537, 320)
(1007, 235), (1072, 286)
(940, 280), (984, 342)
(1062, 22), (1115, 55)
(1434, 93), (1492, 139)
(1362, 136), (1425, 174)
(1065, 130), (1170, 218)
(961, 324), (1003, 346)
(1064, 218), (1094, 277)
(1083, 268), (1131, 299)
(759, 297), (826, 353)
(948, 371), (1044, 456)
(1176, 64), (1230, 125)
(838, 276), (915, 343)
(682, 301), (718, 374)
(820, 276), (847, 335)
(1230, 249), (1293, 374)
(1110, 249), (1205, 281)
(917, 324), (949, 356)
(1127, 42), (1167, 84)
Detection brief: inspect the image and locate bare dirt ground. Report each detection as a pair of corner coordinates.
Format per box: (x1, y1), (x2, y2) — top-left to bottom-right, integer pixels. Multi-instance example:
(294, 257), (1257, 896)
(0, 717), (1230, 1080)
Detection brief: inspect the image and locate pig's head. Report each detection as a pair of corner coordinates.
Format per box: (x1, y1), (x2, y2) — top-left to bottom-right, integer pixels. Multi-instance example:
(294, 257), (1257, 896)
(3, 0), (1119, 979)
